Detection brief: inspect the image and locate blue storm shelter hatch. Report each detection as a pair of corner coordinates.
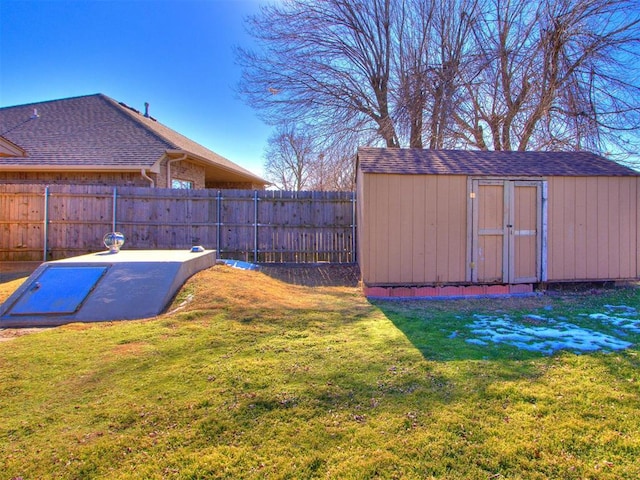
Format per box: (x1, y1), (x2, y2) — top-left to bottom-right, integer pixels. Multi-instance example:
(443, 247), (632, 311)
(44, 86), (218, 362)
(7, 265), (108, 315)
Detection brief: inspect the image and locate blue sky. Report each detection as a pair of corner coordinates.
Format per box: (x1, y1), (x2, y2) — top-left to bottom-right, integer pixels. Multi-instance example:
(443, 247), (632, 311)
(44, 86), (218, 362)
(0, 0), (271, 177)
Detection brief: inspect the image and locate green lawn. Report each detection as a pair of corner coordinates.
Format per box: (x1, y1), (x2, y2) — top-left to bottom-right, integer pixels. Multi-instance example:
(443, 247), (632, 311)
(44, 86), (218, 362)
(1, 267), (639, 479)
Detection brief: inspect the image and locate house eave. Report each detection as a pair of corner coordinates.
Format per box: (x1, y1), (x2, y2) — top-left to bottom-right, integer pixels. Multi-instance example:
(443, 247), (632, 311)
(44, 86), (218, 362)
(164, 149), (268, 185)
(0, 136), (27, 157)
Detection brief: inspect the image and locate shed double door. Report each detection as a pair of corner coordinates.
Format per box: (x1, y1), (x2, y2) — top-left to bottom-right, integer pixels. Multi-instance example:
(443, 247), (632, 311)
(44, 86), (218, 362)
(470, 179), (543, 284)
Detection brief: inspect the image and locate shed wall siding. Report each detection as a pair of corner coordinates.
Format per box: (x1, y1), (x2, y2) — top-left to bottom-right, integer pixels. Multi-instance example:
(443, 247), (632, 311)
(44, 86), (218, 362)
(359, 173), (467, 285)
(547, 176), (639, 281)
(355, 168), (368, 282)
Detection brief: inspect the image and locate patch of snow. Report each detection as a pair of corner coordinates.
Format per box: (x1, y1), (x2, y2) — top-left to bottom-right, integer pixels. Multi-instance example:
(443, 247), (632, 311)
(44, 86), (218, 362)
(604, 305), (637, 315)
(464, 307), (636, 354)
(220, 259), (260, 271)
(465, 338), (488, 346)
(587, 311), (640, 333)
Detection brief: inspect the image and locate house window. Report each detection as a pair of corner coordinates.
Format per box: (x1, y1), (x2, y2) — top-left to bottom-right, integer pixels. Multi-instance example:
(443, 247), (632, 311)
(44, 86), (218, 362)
(171, 178), (193, 189)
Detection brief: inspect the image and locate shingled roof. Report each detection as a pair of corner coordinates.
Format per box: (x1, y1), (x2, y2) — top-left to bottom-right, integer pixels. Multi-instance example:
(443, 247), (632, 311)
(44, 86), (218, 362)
(0, 94), (267, 185)
(357, 147), (639, 177)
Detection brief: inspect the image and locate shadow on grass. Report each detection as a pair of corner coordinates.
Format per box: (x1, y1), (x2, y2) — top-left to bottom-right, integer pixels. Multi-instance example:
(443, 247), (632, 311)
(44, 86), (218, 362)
(371, 288), (640, 365)
(371, 299), (545, 363)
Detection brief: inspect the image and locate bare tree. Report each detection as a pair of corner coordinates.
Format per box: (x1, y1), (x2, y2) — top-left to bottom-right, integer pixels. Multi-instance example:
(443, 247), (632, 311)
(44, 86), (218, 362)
(263, 125), (315, 191)
(240, 0), (640, 162)
(264, 125), (356, 191)
(426, 0), (480, 149)
(393, 0), (433, 148)
(306, 143), (357, 191)
(457, 0), (640, 153)
(238, 0), (400, 148)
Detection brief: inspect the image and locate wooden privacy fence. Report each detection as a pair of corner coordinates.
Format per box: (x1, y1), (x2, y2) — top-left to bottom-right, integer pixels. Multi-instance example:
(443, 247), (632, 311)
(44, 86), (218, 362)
(0, 184), (357, 263)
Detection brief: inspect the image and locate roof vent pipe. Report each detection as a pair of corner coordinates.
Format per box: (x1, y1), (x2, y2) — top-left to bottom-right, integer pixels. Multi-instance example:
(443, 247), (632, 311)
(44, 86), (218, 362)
(144, 102), (150, 118)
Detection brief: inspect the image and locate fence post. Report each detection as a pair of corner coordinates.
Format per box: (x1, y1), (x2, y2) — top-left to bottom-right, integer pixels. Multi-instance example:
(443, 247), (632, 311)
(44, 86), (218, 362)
(216, 190), (222, 258)
(112, 187), (117, 232)
(43, 186), (50, 262)
(254, 190), (259, 263)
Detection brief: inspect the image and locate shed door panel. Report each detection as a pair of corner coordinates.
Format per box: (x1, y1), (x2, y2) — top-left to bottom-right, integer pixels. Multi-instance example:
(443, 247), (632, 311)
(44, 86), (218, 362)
(471, 180), (542, 284)
(511, 182), (541, 283)
(475, 183), (506, 282)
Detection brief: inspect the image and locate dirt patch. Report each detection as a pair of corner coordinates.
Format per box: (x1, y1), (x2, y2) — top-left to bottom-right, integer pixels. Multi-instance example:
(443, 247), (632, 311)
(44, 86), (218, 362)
(109, 342), (150, 357)
(259, 263), (360, 287)
(0, 328), (49, 342)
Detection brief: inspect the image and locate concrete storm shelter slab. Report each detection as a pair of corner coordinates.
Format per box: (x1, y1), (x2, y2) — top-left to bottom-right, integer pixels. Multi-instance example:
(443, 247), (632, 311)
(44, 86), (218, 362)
(0, 250), (216, 327)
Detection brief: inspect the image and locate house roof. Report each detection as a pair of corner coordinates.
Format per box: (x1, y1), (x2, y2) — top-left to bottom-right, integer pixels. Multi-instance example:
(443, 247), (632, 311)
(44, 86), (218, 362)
(357, 147), (639, 177)
(0, 94), (267, 185)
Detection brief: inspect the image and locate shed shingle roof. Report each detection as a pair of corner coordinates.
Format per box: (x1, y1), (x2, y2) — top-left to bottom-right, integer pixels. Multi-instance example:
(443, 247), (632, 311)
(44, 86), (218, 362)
(357, 147), (639, 177)
(0, 94), (266, 184)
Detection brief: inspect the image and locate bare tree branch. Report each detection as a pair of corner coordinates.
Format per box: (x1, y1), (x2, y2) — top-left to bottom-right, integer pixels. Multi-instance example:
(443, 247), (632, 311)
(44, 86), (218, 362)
(239, 0), (640, 162)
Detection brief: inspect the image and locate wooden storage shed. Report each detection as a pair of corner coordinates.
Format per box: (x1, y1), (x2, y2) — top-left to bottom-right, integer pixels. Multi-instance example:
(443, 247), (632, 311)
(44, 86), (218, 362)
(356, 148), (640, 297)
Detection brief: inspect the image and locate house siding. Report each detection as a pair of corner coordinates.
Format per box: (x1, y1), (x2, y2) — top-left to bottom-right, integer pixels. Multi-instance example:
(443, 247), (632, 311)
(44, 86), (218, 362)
(157, 159), (206, 189)
(0, 171), (151, 187)
(206, 180), (263, 189)
(0, 169), (264, 190)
